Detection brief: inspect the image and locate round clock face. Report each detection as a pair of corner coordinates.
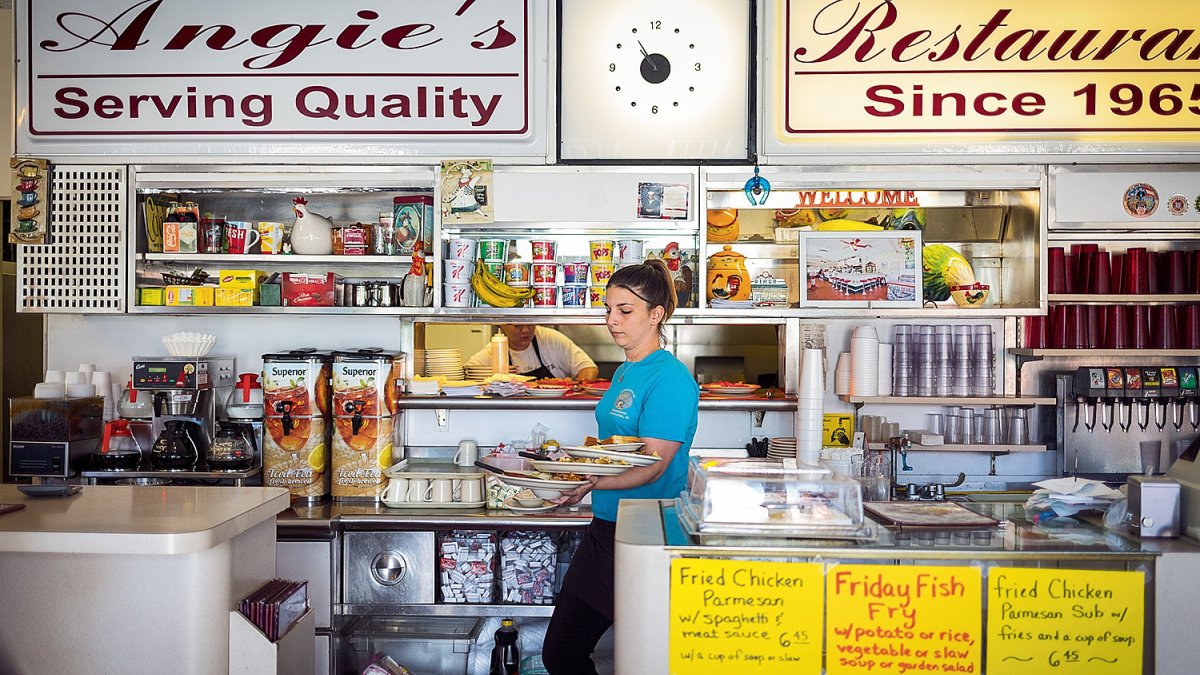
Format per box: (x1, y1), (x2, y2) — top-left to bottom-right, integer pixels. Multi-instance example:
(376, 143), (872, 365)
(609, 23), (700, 115)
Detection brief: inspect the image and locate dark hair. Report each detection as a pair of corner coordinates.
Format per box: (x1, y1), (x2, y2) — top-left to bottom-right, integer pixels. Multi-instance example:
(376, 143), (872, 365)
(607, 259), (677, 340)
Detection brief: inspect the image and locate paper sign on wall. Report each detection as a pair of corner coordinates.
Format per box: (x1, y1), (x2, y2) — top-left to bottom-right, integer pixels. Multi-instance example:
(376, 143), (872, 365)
(986, 568), (1144, 674)
(670, 558), (823, 674)
(825, 564), (982, 675)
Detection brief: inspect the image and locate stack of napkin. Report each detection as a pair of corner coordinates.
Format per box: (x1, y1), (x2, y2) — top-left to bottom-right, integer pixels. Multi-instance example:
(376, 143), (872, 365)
(442, 381), (484, 397)
(483, 380), (527, 397)
(409, 376), (442, 396)
(1025, 477), (1125, 519)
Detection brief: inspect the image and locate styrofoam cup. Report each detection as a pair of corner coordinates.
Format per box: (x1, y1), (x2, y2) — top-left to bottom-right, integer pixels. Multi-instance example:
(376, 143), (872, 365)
(64, 371), (87, 385)
(66, 383), (96, 397)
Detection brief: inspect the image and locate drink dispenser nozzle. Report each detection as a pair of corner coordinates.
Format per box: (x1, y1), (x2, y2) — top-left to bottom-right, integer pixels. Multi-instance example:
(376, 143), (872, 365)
(1074, 368), (1104, 433)
(275, 399), (295, 435)
(347, 399), (367, 435)
(1179, 367), (1200, 431)
(1142, 367), (1163, 432)
(1118, 367), (1141, 433)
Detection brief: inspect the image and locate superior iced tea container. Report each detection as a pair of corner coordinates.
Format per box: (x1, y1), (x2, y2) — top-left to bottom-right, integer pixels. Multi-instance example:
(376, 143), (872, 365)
(261, 349), (332, 503)
(330, 349), (400, 502)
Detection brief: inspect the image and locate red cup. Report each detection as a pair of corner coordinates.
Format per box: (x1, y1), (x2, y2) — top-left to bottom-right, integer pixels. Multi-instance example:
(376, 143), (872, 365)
(1182, 305), (1200, 349)
(1152, 305), (1178, 349)
(1125, 248), (1149, 294)
(1049, 305), (1069, 348)
(1129, 305), (1150, 348)
(1085, 306), (1105, 348)
(1191, 250), (1200, 293)
(1105, 305), (1129, 349)
(1066, 305), (1088, 349)
(1077, 250), (1094, 295)
(1064, 254), (1076, 293)
(1048, 247), (1067, 294)
(1147, 251), (1162, 294)
(1111, 253), (1125, 293)
(1164, 250), (1187, 294)
(1090, 251), (1111, 294)
(1022, 315), (1047, 349)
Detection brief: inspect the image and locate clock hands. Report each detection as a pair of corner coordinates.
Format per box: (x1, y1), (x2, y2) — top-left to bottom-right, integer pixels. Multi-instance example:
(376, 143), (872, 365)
(637, 42), (671, 85)
(637, 40), (658, 72)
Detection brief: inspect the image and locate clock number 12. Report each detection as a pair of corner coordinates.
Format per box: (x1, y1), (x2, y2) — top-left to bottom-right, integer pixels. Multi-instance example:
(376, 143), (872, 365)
(649, 20), (661, 30)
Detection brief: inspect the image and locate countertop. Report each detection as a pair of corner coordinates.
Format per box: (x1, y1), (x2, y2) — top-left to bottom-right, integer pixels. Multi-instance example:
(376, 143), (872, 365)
(0, 484), (290, 555)
(277, 501), (594, 539)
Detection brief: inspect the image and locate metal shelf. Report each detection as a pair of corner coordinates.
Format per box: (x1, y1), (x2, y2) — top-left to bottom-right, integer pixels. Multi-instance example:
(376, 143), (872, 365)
(910, 443), (1048, 453)
(395, 395), (799, 412)
(141, 253), (412, 264)
(1048, 293), (1200, 304)
(339, 604), (554, 618)
(841, 395), (1055, 406)
(1010, 348), (1200, 358)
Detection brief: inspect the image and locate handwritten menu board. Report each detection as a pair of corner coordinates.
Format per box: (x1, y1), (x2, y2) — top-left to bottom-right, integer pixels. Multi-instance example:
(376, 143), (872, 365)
(826, 564), (982, 674)
(669, 559), (824, 674)
(987, 568), (1144, 674)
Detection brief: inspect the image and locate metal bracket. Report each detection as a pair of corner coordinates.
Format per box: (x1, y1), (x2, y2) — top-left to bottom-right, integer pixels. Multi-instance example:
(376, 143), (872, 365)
(752, 410), (765, 428)
(435, 408), (449, 429)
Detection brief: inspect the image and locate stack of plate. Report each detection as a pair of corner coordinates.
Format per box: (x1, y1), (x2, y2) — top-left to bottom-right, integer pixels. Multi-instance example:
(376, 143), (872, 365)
(526, 385), (569, 398)
(766, 437), (797, 459)
(465, 365), (493, 380)
(423, 348), (464, 379)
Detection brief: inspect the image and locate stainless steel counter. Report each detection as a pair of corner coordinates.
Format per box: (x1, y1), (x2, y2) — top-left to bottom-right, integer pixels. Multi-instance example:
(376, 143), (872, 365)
(277, 502), (593, 540)
(394, 394), (798, 411)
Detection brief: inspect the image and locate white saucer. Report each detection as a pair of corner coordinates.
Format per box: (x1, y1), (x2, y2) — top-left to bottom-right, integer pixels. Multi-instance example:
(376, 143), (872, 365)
(503, 497), (558, 513)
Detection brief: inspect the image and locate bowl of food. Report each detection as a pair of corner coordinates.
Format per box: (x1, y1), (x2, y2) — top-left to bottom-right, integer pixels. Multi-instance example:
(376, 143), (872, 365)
(513, 489), (546, 507)
(950, 283), (989, 308)
(531, 487), (565, 500)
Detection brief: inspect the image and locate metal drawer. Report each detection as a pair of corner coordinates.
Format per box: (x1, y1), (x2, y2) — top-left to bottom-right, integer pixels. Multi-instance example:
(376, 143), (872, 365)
(342, 531), (436, 605)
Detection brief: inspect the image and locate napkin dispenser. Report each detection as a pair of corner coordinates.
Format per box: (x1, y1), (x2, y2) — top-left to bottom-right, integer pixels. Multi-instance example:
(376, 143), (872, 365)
(1127, 475), (1180, 538)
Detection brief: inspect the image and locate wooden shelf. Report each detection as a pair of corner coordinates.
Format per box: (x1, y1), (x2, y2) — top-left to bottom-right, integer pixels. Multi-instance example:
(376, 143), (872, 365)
(1048, 293), (1200, 304)
(841, 395), (1055, 406)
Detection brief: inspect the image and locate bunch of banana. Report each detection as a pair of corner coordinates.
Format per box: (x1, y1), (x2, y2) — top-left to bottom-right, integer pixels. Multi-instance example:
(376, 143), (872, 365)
(471, 259), (536, 308)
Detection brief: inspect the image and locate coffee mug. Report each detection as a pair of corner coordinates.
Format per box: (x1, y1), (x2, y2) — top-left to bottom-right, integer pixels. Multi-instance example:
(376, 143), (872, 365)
(431, 479), (454, 503)
(406, 478), (431, 502)
(460, 477), (482, 503)
(454, 440), (479, 467)
(383, 477), (409, 503)
(226, 222), (261, 254)
(258, 221), (285, 254)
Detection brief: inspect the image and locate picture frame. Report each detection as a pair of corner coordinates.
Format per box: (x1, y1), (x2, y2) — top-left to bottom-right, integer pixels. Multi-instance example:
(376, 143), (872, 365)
(798, 230), (921, 308)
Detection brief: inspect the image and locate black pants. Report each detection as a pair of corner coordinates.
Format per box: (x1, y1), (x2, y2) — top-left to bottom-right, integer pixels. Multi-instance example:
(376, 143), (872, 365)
(543, 519), (617, 674)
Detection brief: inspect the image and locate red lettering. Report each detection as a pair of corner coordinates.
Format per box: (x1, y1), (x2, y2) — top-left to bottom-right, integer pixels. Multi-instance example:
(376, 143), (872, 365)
(381, 24), (441, 50)
(246, 24), (331, 69)
(973, 92), (1007, 116)
(892, 30), (933, 62)
(53, 87), (89, 119)
(865, 84), (904, 117)
(1012, 92), (1047, 115)
(793, 0), (898, 63)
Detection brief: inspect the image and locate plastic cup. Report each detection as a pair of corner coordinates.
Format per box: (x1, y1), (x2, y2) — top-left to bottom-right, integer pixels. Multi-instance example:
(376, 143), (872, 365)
(1105, 305), (1129, 349)
(1182, 305), (1200, 349)
(1125, 247), (1149, 294)
(64, 371), (86, 385)
(1090, 251), (1111, 294)
(1085, 306), (1105, 349)
(1140, 440), (1162, 475)
(43, 369), (65, 383)
(1111, 253), (1125, 293)
(1129, 306), (1150, 348)
(1152, 305), (1178, 349)
(1048, 247), (1067, 294)
(1165, 249), (1187, 294)
(1022, 316), (1047, 349)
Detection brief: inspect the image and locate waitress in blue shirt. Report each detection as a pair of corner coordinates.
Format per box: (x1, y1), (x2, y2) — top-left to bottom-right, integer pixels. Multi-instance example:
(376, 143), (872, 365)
(542, 259), (699, 675)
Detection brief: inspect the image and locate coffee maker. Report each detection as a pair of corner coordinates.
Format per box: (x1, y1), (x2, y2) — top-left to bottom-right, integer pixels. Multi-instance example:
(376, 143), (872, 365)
(132, 356), (235, 470)
(8, 396), (103, 478)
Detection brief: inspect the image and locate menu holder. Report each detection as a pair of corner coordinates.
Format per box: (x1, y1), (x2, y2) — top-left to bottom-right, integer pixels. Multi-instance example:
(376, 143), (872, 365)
(237, 578), (309, 642)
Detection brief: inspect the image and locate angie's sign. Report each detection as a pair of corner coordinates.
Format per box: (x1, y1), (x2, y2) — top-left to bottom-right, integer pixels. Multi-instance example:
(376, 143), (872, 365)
(782, 0), (1200, 139)
(20, 0), (531, 137)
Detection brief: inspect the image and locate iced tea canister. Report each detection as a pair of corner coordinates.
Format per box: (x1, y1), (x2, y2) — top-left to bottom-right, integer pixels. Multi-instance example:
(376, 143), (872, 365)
(331, 348), (399, 502)
(261, 349), (332, 503)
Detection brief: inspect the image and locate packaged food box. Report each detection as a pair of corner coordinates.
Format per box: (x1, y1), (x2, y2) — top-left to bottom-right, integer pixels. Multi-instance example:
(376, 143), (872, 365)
(218, 269), (266, 289)
(282, 272), (343, 307)
(139, 287), (166, 306)
(215, 287), (257, 307)
(393, 195), (434, 256)
(165, 285), (214, 306)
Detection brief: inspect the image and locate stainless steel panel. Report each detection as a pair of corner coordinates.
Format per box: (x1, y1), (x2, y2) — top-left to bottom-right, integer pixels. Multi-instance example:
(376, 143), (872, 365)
(343, 531), (435, 605)
(277, 541), (334, 629)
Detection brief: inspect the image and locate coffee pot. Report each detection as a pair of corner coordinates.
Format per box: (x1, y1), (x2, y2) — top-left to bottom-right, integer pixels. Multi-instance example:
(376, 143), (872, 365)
(93, 419), (143, 471)
(207, 422), (255, 472)
(151, 420), (200, 470)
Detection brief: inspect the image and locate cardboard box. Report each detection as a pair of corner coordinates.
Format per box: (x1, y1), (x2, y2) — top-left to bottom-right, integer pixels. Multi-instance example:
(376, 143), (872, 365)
(166, 286), (215, 306)
(219, 269), (267, 289)
(215, 287), (258, 307)
(282, 273), (342, 307)
(258, 283), (282, 307)
(139, 287), (166, 306)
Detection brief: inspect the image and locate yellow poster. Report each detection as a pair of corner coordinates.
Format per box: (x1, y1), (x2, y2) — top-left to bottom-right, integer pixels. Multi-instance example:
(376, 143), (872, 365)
(669, 559), (823, 674)
(986, 567), (1144, 674)
(825, 564), (982, 674)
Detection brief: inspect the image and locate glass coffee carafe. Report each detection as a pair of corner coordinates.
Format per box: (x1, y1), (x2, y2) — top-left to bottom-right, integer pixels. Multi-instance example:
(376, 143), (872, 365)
(151, 420), (199, 471)
(207, 423), (255, 472)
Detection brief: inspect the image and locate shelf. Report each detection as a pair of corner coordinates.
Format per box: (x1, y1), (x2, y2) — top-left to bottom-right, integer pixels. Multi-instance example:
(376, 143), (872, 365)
(1048, 293), (1200, 304)
(1010, 348), (1200, 358)
(910, 443), (1048, 453)
(141, 253), (411, 264)
(841, 395), (1055, 406)
(339, 603), (554, 618)
(395, 395), (799, 412)
(130, 305), (435, 315)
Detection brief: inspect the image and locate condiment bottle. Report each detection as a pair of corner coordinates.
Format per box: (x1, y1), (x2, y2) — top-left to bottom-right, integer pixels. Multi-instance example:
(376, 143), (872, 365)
(489, 618), (520, 675)
(490, 330), (510, 376)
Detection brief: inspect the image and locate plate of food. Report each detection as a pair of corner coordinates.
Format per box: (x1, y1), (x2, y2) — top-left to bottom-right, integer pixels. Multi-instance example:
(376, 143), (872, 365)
(561, 445), (660, 466)
(580, 380), (611, 396)
(529, 457), (634, 476)
(580, 435), (645, 453)
(525, 385), (570, 398)
(701, 381), (762, 396)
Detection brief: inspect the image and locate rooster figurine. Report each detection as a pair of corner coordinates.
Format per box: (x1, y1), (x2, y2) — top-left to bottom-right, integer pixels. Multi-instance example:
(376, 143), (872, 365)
(662, 242), (695, 307)
(290, 197), (334, 255)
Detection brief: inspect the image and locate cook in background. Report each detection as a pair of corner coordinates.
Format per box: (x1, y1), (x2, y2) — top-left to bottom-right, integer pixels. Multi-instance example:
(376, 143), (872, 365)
(464, 324), (599, 381)
(541, 260), (700, 675)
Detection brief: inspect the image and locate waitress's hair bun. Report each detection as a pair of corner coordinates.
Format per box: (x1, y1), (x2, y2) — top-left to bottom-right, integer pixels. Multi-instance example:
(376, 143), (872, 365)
(607, 259), (677, 331)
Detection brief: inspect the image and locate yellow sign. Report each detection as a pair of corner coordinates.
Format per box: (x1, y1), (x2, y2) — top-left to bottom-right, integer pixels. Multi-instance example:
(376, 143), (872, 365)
(987, 568), (1144, 674)
(824, 414), (854, 447)
(780, 0), (1200, 143)
(826, 564), (982, 674)
(670, 558), (823, 674)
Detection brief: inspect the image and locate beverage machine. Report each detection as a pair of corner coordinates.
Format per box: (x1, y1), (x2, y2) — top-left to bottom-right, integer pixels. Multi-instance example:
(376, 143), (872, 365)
(1060, 366), (1200, 476)
(8, 396), (103, 480)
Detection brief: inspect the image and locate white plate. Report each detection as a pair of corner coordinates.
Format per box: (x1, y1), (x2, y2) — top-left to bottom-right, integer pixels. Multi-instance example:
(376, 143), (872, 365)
(525, 387), (569, 398)
(581, 386), (610, 396)
(595, 442), (645, 453)
(493, 473), (589, 490)
(502, 497), (559, 513)
(562, 446), (660, 466)
(703, 385), (760, 396)
(529, 459), (633, 475)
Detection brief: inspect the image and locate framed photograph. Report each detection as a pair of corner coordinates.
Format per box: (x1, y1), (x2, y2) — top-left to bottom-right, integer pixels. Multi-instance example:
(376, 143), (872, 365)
(799, 231), (921, 308)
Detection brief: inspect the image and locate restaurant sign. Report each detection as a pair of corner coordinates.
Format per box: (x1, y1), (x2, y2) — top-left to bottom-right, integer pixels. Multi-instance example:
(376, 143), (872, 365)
(775, 0), (1200, 152)
(15, 0), (545, 156)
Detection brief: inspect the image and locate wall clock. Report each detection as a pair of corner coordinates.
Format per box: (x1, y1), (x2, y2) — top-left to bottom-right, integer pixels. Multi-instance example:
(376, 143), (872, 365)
(558, 0), (751, 161)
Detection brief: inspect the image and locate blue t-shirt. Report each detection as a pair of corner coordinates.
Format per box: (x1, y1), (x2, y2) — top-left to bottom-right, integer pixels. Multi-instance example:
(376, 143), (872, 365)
(590, 349), (699, 522)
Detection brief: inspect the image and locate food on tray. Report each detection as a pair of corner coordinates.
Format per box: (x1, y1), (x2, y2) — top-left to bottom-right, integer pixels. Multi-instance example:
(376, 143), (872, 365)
(584, 435), (641, 447)
(533, 377), (575, 388)
(529, 470), (584, 482)
(550, 456), (630, 466)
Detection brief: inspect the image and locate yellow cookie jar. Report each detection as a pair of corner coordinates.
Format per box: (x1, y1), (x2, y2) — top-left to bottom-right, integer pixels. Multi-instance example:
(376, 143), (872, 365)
(706, 246), (752, 302)
(706, 208), (739, 243)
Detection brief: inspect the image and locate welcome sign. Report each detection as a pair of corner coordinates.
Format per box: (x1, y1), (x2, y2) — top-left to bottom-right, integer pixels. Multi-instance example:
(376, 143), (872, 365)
(16, 0), (545, 156)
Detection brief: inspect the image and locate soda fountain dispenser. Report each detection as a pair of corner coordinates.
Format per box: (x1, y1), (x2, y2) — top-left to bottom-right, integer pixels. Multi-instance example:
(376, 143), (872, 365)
(1104, 367), (1125, 433)
(1180, 367), (1200, 430)
(1161, 367), (1182, 431)
(1142, 368), (1164, 432)
(1072, 368), (1104, 433)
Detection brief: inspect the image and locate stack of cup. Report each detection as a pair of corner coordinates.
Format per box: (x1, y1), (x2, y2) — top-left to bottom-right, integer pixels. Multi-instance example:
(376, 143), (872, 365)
(850, 326), (879, 396)
(892, 325), (914, 396)
(562, 259), (590, 307)
(444, 238), (478, 307)
(91, 369), (115, 420)
(971, 326), (994, 396)
(36, 369), (67, 399)
(876, 343), (893, 396)
(797, 348), (825, 463)
(833, 353), (852, 396)
(916, 326), (936, 396)
(933, 325), (953, 396)
(530, 239), (559, 308)
(589, 240), (615, 308)
(951, 326), (972, 396)
(616, 239), (644, 267)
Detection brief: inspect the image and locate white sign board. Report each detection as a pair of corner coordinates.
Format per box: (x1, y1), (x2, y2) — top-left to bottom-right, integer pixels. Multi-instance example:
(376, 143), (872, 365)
(15, 0), (549, 158)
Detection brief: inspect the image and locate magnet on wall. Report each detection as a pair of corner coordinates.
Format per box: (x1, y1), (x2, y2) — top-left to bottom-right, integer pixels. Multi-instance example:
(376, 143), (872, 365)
(1122, 182), (1158, 218)
(9, 158), (51, 245)
(1168, 194), (1189, 216)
